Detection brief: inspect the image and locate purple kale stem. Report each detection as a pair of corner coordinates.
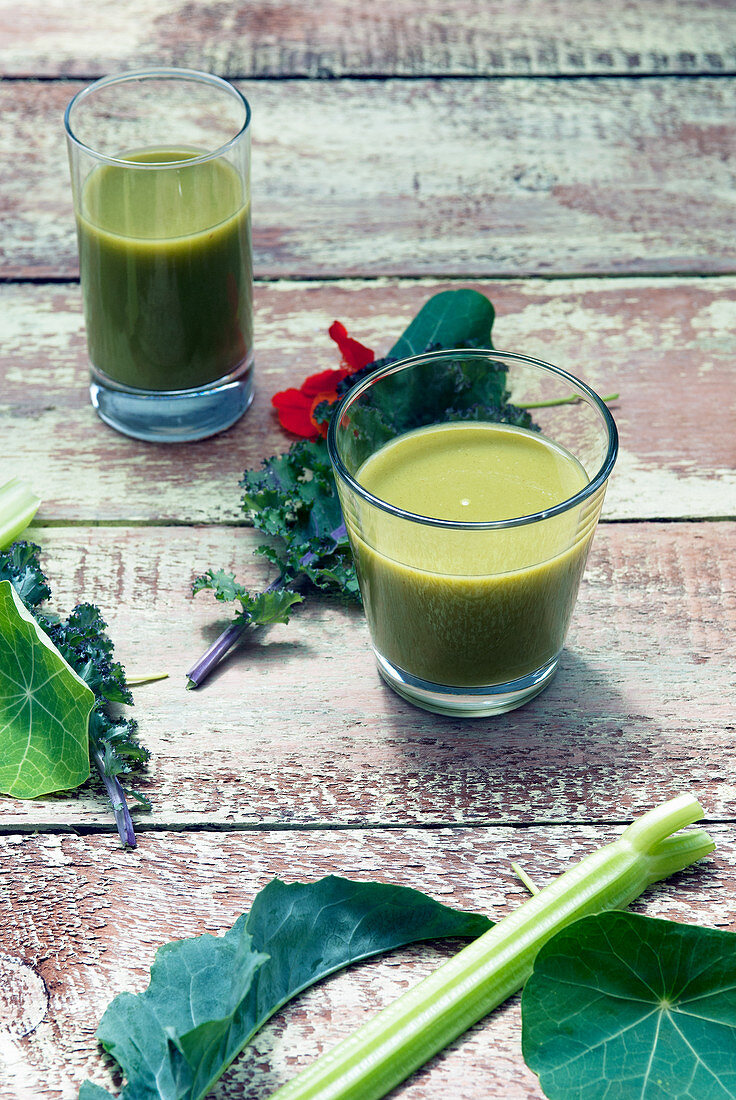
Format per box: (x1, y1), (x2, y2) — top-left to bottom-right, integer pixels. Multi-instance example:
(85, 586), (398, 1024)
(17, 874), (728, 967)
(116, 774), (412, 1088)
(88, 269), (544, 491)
(186, 618), (249, 688)
(92, 747), (137, 849)
(187, 521), (348, 689)
(300, 521), (346, 568)
(186, 575), (284, 688)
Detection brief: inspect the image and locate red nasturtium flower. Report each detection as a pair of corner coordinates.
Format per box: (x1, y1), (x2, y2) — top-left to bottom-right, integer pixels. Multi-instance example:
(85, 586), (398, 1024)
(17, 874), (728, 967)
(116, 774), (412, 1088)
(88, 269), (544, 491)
(271, 321), (375, 438)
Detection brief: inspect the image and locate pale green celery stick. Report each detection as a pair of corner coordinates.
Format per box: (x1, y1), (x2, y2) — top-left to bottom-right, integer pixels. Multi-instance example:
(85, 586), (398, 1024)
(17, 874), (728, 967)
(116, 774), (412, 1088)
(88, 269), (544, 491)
(269, 794), (714, 1100)
(0, 478), (41, 550)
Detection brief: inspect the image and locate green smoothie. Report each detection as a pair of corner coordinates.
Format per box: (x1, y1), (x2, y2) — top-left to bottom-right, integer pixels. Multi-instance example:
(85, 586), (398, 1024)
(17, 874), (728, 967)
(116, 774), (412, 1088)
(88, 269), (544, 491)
(350, 421), (597, 687)
(77, 147), (253, 391)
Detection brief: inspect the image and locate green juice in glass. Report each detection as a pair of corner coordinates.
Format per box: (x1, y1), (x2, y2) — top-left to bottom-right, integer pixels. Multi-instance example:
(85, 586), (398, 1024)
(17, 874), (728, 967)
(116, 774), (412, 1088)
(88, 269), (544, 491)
(351, 421), (594, 688)
(77, 147), (253, 392)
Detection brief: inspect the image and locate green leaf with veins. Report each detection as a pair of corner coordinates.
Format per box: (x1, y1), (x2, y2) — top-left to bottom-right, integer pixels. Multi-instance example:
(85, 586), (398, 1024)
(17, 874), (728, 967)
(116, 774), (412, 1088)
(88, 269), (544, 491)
(80, 875), (492, 1100)
(0, 578), (94, 797)
(522, 910), (736, 1100)
(387, 287), (495, 360)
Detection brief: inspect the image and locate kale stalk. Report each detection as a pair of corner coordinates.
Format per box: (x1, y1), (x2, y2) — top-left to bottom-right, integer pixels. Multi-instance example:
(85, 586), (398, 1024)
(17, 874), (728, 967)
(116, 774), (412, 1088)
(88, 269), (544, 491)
(185, 517), (347, 689)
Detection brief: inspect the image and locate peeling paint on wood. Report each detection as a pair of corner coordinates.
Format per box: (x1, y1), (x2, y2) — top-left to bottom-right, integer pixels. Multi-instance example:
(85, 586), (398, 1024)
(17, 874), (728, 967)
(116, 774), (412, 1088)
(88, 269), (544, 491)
(1, 80), (735, 278)
(0, 825), (730, 1098)
(1, 0), (734, 78)
(2, 278), (735, 522)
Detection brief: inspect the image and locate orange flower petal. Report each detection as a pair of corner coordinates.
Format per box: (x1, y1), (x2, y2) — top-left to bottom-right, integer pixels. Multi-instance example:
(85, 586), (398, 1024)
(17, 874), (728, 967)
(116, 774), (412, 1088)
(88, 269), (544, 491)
(308, 389), (341, 437)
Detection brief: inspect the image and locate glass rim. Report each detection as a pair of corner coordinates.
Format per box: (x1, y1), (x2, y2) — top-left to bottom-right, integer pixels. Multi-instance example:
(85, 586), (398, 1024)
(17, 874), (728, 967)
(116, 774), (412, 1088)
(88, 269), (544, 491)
(327, 347), (619, 531)
(64, 67), (251, 168)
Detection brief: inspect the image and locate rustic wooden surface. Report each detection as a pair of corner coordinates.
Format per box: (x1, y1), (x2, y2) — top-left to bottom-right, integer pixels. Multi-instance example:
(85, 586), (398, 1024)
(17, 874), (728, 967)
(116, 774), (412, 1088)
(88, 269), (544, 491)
(2, 0), (735, 78)
(4, 79), (736, 279)
(3, 279), (735, 522)
(1, 2), (735, 1099)
(2, 827), (734, 1100)
(1, 519), (735, 833)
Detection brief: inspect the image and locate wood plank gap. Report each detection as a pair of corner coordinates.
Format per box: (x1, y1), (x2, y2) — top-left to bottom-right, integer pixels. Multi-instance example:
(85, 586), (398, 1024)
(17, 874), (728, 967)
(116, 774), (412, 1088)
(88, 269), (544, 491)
(2, 816), (730, 839)
(28, 518), (253, 530)
(27, 517), (736, 532)
(3, 71), (736, 83)
(599, 516), (736, 525)
(5, 271), (736, 286)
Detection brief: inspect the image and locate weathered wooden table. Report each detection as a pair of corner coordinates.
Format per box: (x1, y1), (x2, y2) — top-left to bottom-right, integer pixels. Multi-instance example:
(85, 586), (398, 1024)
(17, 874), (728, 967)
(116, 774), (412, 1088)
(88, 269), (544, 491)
(2, 3), (735, 1097)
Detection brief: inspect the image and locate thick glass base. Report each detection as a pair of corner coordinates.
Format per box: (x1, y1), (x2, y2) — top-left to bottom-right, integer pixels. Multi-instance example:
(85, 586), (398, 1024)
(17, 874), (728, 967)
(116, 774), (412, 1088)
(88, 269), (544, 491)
(374, 650), (560, 717)
(89, 357), (254, 442)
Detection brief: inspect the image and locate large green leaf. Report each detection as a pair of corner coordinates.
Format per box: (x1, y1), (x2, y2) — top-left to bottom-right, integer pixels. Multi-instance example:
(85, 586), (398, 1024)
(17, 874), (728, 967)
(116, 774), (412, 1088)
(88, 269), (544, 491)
(387, 287), (495, 359)
(80, 875), (493, 1100)
(522, 910), (736, 1100)
(0, 579), (93, 797)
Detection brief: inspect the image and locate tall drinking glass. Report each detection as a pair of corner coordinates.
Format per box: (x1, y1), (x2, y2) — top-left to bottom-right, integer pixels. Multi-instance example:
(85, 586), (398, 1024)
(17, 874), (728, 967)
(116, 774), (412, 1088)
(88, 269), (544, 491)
(328, 349), (618, 717)
(65, 69), (253, 442)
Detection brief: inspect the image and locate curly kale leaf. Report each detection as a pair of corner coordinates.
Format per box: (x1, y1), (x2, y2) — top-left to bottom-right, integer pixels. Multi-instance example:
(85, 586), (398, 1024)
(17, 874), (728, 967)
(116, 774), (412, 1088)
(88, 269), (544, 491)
(186, 572), (304, 689)
(39, 603), (150, 782)
(41, 602), (133, 707)
(192, 570), (303, 624)
(0, 539), (52, 607)
(241, 438), (359, 600)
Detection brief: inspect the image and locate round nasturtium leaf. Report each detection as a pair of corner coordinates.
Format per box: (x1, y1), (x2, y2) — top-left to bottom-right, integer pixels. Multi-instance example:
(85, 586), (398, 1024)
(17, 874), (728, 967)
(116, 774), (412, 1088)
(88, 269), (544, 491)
(522, 910), (736, 1100)
(0, 580), (94, 798)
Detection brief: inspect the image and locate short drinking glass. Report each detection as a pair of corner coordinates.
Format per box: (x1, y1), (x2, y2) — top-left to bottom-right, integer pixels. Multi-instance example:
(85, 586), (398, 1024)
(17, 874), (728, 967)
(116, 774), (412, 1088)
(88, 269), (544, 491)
(65, 68), (254, 442)
(327, 349), (618, 717)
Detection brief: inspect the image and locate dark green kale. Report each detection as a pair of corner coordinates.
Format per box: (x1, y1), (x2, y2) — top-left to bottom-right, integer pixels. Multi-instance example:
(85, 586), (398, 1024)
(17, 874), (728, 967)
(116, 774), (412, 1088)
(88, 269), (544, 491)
(240, 438), (360, 598)
(0, 539), (52, 606)
(0, 540), (149, 847)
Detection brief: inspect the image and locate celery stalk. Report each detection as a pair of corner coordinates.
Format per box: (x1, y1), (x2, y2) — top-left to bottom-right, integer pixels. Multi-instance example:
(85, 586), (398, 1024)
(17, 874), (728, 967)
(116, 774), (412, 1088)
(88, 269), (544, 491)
(0, 478), (41, 550)
(269, 794), (714, 1100)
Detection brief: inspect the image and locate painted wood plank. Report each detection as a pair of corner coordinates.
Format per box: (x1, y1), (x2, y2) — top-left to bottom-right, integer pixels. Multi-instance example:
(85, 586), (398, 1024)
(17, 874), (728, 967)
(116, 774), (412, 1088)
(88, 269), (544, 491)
(1, 824), (730, 1098)
(3, 278), (735, 522)
(1, 0), (734, 78)
(1, 521), (734, 832)
(2, 79), (735, 279)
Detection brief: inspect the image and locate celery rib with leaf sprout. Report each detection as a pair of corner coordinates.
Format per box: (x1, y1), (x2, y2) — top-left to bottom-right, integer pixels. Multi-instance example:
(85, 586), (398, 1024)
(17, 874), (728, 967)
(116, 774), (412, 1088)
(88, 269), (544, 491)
(268, 794), (714, 1100)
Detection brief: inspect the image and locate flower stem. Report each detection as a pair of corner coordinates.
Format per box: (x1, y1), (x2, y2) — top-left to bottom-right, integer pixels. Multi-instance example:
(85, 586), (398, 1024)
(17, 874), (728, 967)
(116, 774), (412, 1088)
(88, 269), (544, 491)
(126, 673), (169, 687)
(518, 392), (619, 410)
(511, 862), (540, 896)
